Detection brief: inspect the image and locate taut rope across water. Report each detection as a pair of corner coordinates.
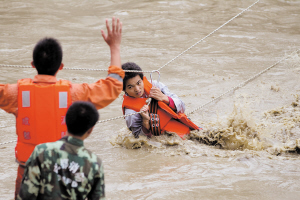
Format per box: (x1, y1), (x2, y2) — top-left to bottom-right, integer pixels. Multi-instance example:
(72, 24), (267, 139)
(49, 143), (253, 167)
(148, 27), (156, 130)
(1, 48), (299, 146)
(186, 49), (300, 115)
(3, 0), (298, 146)
(0, 0), (260, 73)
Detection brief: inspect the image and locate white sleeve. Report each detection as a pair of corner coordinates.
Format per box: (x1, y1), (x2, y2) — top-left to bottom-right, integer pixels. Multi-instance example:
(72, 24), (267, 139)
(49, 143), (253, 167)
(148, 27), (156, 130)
(124, 108), (143, 138)
(152, 81), (186, 113)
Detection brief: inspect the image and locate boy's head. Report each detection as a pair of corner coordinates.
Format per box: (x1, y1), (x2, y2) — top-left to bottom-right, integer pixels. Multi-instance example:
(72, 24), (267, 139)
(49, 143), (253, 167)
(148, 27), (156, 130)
(32, 37), (63, 76)
(66, 101), (99, 137)
(122, 62), (144, 91)
(122, 62), (145, 98)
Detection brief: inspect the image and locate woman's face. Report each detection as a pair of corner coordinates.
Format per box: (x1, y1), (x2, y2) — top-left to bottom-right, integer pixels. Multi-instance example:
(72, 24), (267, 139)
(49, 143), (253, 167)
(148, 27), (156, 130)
(125, 75), (144, 98)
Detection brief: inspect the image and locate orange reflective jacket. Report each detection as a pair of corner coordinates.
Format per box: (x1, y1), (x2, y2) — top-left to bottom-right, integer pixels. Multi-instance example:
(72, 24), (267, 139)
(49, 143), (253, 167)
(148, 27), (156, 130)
(122, 77), (199, 138)
(15, 78), (72, 164)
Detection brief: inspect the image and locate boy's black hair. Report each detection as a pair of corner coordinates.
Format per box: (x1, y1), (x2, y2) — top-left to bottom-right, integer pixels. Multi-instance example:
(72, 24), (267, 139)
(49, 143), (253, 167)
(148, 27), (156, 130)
(66, 101), (99, 136)
(121, 62), (144, 91)
(33, 37), (63, 76)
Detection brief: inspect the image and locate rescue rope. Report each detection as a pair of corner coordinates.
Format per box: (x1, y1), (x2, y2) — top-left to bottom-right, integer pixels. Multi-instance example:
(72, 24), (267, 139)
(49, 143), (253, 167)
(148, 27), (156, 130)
(0, 0), (260, 74)
(1, 49), (298, 146)
(0, 0), (287, 146)
(186, 49), (300, 115)
(0, 139), (17, 146)
(97, 110), (146, 123)
(156, 0), (260, 71)
(99, 49), (300, 121)
(0, 110), (150, 147)
(0, 64), (153, 73)
(0, 110), (146, 145)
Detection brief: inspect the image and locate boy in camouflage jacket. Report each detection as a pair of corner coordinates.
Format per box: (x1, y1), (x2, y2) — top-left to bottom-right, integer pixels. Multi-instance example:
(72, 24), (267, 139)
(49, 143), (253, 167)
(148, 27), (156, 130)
(18, 101), (105, 200)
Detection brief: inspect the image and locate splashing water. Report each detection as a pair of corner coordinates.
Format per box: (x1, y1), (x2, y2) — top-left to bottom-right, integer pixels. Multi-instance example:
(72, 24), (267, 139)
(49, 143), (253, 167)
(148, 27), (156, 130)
(111, 95), (300, 158)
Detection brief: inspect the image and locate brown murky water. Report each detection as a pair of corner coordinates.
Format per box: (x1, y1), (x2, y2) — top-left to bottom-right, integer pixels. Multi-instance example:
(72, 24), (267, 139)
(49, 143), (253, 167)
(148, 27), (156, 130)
(1, 0), (300, 199)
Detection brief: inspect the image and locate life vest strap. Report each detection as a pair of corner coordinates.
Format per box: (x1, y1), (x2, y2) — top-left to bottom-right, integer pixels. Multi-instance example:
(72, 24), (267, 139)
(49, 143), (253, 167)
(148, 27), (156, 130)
(149, 99), (162, 136)
(149, 98), (158, 114)
(150, 113), (161, 136)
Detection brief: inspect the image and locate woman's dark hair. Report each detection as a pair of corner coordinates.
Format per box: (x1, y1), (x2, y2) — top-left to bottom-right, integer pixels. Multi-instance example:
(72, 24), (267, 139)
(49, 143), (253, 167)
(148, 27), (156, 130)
(66, 101), (99, 136)
(121, 62), (144, 91)
(33, 37), (63, 76)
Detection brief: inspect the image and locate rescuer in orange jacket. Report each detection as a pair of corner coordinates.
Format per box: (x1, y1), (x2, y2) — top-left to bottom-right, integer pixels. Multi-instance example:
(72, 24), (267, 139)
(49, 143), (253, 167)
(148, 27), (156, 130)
(0, 17), (124, 199)
(121, 62), (199, 139)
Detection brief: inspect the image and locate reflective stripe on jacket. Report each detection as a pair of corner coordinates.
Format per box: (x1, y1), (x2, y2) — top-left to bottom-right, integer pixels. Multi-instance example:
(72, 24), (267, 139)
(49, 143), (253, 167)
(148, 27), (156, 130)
(16, 78), (72, 164)
(122, 77), (199, 138)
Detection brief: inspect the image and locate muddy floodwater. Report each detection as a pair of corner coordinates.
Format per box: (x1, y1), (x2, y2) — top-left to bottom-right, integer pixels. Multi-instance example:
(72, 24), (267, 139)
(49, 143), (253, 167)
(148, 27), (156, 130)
(1, 0), (300, 199)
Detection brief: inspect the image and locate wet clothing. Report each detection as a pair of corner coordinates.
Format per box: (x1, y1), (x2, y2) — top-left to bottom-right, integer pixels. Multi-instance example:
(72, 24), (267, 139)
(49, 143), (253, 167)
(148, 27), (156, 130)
(123, 79), (186, 138)
(18, 136), (105, 200)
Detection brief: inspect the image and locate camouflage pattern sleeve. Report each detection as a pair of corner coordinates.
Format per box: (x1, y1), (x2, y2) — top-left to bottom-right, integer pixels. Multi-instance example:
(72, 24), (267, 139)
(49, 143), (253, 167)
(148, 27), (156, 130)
(17, 146), (42, 200)
(17, 137), (105, 200)
(87, 158), (105, 200)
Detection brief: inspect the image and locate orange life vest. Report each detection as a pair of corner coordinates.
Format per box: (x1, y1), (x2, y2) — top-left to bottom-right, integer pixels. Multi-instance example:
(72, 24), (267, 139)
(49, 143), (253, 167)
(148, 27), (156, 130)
(16, 78), (72, 164)
(122, 77), (199, 138)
